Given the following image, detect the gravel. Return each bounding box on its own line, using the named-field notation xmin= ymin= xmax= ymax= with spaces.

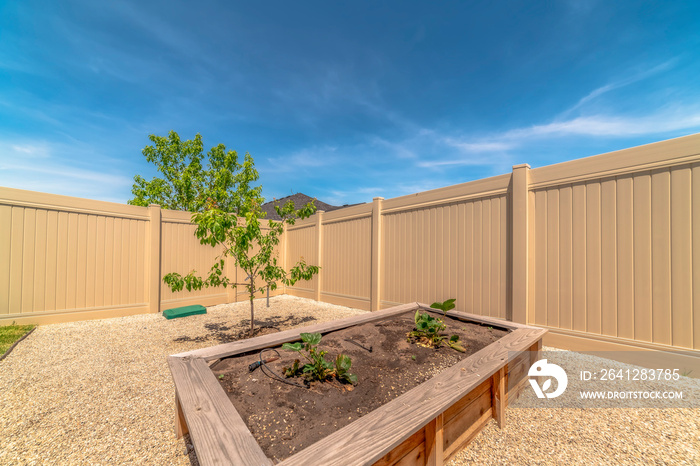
xmin=1 ymin=296 xmax=697 ymax=465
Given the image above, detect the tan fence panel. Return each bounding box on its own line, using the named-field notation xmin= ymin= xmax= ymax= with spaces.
xmin=160 ymin=210 xmax=230 ymax=309
xmin=381 ymin=195 xmax=509 ymax=319
xmin=0 ymin=188 xmax=150 ymax=325
xmin=285 ymin=221 xmax=318 ymax=300
xmin=320 ymin=216 xmax=372 ymax=310
xmin=528 ymin=134 xmax=700 ymax=351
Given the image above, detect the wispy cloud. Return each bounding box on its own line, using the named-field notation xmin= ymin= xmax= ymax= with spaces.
xmin=562 ymin=58 xmax=680 ymax=117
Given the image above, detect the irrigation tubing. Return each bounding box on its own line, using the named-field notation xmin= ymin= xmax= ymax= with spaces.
xmin=258 ymin=348 xmax=308 ymax=389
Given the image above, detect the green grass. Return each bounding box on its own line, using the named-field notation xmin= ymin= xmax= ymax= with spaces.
xmin=0 ymin=324 xmax=36 ymax=355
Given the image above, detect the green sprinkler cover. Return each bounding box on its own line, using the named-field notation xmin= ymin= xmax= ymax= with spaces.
xmin=162 ymin=304 xmax=207 ymax=320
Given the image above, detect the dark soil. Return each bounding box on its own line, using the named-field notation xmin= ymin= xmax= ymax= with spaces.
xmin=212 ymin=313 xmax=508 ymax=462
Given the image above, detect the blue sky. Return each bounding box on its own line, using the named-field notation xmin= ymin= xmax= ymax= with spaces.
xmin=1 ymin=1 xmax=699 ymax=206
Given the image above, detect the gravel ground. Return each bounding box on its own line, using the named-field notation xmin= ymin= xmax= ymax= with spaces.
xmin=1 ymin=296 xmax=698 ymax=465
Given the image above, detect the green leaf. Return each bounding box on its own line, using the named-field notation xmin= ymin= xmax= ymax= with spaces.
xmin=282 ymin=342 xmax=302 ymax=352
xmin=301 ymin=332 xmax=322 ymax=346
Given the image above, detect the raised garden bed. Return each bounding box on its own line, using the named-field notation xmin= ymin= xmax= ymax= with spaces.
xmin=168 ymin=303 xmax=546 ymax=465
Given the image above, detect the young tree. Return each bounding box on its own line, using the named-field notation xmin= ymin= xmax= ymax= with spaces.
xmin=133 ymin=131 xmax=320 ymax=335
xmin=128 ymin=130 xmax=260 ymax=214
xmin=163 ymin=197 xmax=319 ymax=336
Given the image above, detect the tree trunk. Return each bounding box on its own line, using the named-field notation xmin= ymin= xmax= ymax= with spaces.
xmin=249 ymin=295 xmax=254 ymax=336
xmin=266 ymin=285 xmax=270 ymax=307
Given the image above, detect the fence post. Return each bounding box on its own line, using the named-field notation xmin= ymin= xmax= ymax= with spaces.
xmin=315 ymin=211 xmax=324 ymax=302
xmin=511 ymin=164 xmax=530 ymax=324
xmin=148 ymin=204 xmax=162 ymax=313
xmin=371 ymin=197 xmax=384 ymax=311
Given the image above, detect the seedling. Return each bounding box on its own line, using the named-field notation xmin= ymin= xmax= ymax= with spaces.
xmin=218 ymin=374 xmax=224 ymax=380
xmin=282 ymin=332 xmax=357 ymax=384
xmin=430 ymin=299 xmax=456 ymax=313
xmin=408 ymin=299 xmax=465 ymax=353
xmin=411 ymin=355 xmax=416 ymax=361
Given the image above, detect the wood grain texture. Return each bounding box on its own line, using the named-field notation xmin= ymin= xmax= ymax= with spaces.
xmin=424 ymin=414 xmax=444 ymax=466
xmin=168 ymin=356 xmax=271 ymax=465
xmin=491 ymin=367 xmax=505 ymax=429
xmin=373 ymin=429 xmax=425 ymax=466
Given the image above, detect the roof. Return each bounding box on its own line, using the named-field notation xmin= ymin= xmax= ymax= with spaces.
xmin=261 ymin=193 xmax=356 ymax=220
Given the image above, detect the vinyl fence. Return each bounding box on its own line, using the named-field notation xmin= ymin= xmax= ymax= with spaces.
xmin=283 ymin=133 xmax=700 ymax=364
xmin=1 ymin=133 xmax=699 ymax=368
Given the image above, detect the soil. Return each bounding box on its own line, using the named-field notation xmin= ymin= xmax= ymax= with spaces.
xmin=212 ymin=312 xmax=509 ymax=462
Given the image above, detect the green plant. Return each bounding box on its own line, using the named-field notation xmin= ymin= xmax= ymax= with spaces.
xmin=411 ymin=355 xmax=416 ymax=361
xmin=430 ymin=299 xmax=456 ymax=313
xmin=334 ymin=354 xmax=357 ymax=384
xmin=147 ymin=132 xmax=320 ymax=336
xmin=408 ymin=299 xmax=465 ymax=353
xmin=0 ymin=323 xmax=36 ymax=355
xmin=410 ymin=310 xmax=446 ymax=347
xmin=218 ymin=374 xmax=224 ymax=380
xmin=282 ymin=333 xmax=357 ymax=384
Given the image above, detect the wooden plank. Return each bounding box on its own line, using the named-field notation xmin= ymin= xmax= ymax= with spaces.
xmin=670 ymin=167 xmax=692 ymax=349
xmin=424 ymin=414 xmax=443 ymax=466
xmin=168 ymin=356 xmax=271 ymax=465
xmin=176 ymin=302 xmax=420 ymax=360
xmin=373 ymin=429 xmax=425 ymax=466
xmin=175 ymin=392 xmax=189 ymax=438
xmin=442 ymin=393 xmax=493 ymax=460
xmin=439 ymin=307 xmax=530 ymax=330
xmin=616 ymin=177 xmax=635 ymax=340
xmin=392 ymin=443 xmax=424 ymax=466
xmin=651 ymin=169 xmax=672 ymax=345
xmin=278 ymin=327 xmax=545 ymax=465
xmin=491 ymin=367 xmax=505 ymax=429
xmin=442 ymin=379 xmax=491 ymax=425
xmin=600 ymin=179 xmax=617 ymax=337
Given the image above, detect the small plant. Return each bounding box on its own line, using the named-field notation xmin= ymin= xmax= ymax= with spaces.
xmin=430 ymin=299 xmax=456 ymax=313
xmin=282 ymin=332 xmax=357 ymax=384
xmin=411 ymin=355 xmax=416 ymax=361
xmin=334 ymin=354 xmax=357 ymax=384
xmin=411 ymin=310 xmax=446 ymax=347
xmin=408 ymin=299 xmax=465 ymax=353
xmin=218 ymin=374 xmax=224 ymax=380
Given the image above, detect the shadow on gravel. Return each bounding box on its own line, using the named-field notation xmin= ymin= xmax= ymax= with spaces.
xmin=173 ymin=315 xmax=317 ymax=345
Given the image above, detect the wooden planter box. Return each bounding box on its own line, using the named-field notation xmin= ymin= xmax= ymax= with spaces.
xmin=168 ymin=302 xmax=546 ymax=465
